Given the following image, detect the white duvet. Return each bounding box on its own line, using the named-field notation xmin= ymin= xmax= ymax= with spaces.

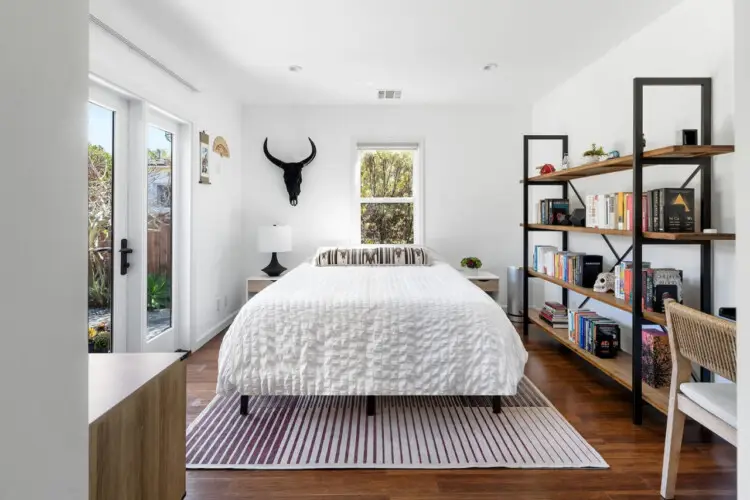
xmin=217 ymin=262 xmax=527 ymax=397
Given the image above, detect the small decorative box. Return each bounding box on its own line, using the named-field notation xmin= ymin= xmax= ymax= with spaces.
xmin=642 ymin=328 xmax=672 ymax=388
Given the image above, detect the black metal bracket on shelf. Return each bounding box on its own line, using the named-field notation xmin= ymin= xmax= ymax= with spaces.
xmin=631 ymin=76 xmax=714 ymax=425
xmin=523 ymin=134 xmax=569 ymax=336
xmin=567 ymin=181 xmax=585 ymax=206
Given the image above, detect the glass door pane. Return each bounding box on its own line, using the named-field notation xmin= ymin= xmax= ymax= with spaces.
xmin=87 ymin=102 xmax=114 ymax=353
xmin=146 ymin=125 xmax=173 ymax=339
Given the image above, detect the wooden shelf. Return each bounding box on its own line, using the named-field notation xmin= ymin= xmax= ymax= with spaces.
xmin=523 ymin=223 xmax=736 ymax=241
xmin=528 ymin=309 xmax=669 ymax=414
xmin=527 ymin=268 xmax=667 ymax=326
xmin=525 ymin=145 xmax=734 ymax=182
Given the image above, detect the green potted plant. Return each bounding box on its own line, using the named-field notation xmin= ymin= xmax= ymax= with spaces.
xmin=582 ymin=143 xmax=607 ymax=164
xmin=147 ymin=273 xmax=171 ymax=312
xmin=460 ymin=257 xmax=483 ymax=276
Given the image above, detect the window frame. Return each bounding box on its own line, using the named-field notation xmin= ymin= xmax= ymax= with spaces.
xmin=353 ymin=140 xmax=424 ymax=245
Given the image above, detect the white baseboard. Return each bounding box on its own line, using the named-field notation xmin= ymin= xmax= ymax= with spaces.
xmin=193 ymin=309 xmax=240 ymax=352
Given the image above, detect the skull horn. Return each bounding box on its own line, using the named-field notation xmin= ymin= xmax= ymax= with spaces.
xmin=301 ymin=138 xmax=317 ymax=166
xmin=263 ymin=138 xmax=284 ymax=168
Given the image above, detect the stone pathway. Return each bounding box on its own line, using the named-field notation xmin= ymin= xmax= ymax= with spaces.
xmin=88 ymin=307 xmax=172 ymax=340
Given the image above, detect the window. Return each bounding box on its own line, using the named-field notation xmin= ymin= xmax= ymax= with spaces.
xmin=356 ymin=144 xmax=421 ymax=244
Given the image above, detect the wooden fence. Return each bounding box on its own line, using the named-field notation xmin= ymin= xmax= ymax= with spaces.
xmin=147 ymin=224 xmax=172 ymax=275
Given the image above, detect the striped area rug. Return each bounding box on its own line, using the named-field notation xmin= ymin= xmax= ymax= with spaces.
xmin=186 ymin=377 xmax=607 ymax=470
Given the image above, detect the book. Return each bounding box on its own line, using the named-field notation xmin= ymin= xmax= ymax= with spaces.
xmin=654 ymin=189 xmax=661 ymax=231
xmin=585 ymin=195 xmax=595 ymax=228
xmin=594 ymin=322 xmax=620 ymax=358
xmin=646 ymin=191 xmax=652 ymax=231
xmin=658 ymin=188 xmax=666 ymax=231
xmin=549 ymin=199 xmax=570 ymax=225
xmin=581 ymin=255 xmax=603 ymax=288
xmin=661 ymin=188 xmax=695 ymax=232
xmin=653 ymin=269 xmax=683 ymax=312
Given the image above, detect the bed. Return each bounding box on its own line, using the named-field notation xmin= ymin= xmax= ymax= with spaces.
xmin=217 ymin=247 xmax=528 ymax=415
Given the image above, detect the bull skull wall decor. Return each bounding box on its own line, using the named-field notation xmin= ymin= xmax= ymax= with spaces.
xmin=263 ymin=137 xmax=317 ymax=206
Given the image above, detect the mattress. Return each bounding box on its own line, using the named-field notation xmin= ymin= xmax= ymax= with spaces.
xmin=217 ymin=262 xmax=527 ymax=396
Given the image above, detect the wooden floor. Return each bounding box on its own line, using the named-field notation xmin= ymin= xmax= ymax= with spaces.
xmin=185 ymin=327 xmax=737 ymax=499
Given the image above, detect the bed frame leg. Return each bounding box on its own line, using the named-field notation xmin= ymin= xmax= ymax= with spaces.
xmin=492 ymin=396 xmax=502 ymax=414
xmin=240 ymin=395 xmax=249 ymax=416
xmin=366 ymin=395 xmax=376 ymax=417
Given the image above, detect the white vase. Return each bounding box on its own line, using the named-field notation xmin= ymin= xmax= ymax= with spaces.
xmin=464 ymin=268 xmax=479 ymax=276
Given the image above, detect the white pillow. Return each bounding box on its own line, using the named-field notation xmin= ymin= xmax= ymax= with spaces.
xmin=313 ymin=245 xmax=432 ymax=266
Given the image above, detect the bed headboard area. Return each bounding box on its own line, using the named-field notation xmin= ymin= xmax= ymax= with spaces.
xmin=314 ymin=246 xmax=430 ymax=266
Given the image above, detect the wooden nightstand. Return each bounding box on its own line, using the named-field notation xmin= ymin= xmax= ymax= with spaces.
xmin=461 ymin=270 xmax=500 ymax=294
xmin=246 ymin=275 xmax=283 ymax=301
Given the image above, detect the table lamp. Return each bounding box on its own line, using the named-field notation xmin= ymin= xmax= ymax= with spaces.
xmin=258 ymin=225 xmax=292 ymax=277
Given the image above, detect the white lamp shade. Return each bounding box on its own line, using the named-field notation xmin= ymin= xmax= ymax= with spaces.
xmin=258 ymin=225 xmax=292 ymax=253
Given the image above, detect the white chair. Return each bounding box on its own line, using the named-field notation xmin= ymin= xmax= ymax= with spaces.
xmin=661 ymin=299 xmax=737 ymax=499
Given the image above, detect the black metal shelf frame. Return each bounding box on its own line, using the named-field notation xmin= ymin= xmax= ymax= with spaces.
xmin=521 ymin=77 xmax=716 ymax=425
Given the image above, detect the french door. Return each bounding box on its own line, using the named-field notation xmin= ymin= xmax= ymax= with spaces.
xmin=87 ymin=83 xmax=181 ymax=353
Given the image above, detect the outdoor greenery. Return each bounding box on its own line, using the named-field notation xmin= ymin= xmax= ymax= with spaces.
xmin=360 ymin=150 xmax=414 ymax=244
xmin=147 ymin=273 xmax=171 ymax=311
xmin=88 ymin=142 xmax=173 ymax=309
xmin=147 ymin=144 xmax=172 ymax=231
xmin=88 ymin=144 xmax=113 ymax=308
xmin=88 ymin=321 xmax=111 ymax=353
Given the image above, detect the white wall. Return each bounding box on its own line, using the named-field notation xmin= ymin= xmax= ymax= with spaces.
xmin=90 ymin=21 xmax=245 ymax=350
xmin=531 ymin=0 xmax=735 ymax=351
xmin=242 ymin=105 xmax=530 ymax=305
xmin=734 ymin=0 xmax=749 ymax=495
xmin=0 ymin=0 xmax=89 ymax=498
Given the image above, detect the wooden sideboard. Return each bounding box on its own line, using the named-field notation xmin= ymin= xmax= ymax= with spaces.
xmin=89 ymin=353 xmax=186 ymax=500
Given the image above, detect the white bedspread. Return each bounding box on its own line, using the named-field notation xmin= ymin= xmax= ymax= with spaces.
xmin=217 ymin=262 xmax=527 ymax=396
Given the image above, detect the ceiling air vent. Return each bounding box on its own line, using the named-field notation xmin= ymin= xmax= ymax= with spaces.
xmin=377 ymin=89 xmax=402 ymax=100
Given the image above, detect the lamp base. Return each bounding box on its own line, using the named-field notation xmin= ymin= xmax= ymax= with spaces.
xmin=262 ymin=252 xmax=287 ymax=277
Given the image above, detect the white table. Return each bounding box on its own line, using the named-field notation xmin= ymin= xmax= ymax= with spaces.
xmin=246 ymin=275 xmax=284 ymax=301
xmin=460 ymin=270 xmax=500 ymax=294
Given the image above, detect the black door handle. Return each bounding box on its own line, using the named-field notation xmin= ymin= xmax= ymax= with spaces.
xmin=119 ymin=238 xmax=133 ymax=275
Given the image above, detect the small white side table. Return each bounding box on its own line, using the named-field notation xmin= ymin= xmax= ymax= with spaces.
xmin=460 ymin=270 xmax=500 ymax=294
xmin=246 ymin=275 xmax=283 ymax=302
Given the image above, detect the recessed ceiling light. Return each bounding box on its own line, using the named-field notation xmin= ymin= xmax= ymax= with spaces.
xmin=289 ymin=65 xmax=303 ymax=73
xmin=483 ymin=63 xmax=498 ymax=72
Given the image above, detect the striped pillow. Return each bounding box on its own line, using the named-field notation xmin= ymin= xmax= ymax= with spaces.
xmin=315 ymin=246 xmax=430 ymax=266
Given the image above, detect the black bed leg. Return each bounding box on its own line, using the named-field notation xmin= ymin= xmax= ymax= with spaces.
xmin=240 ymin=395 xmax=249 ymax=416
xmin=492 ymin=396 xmax=502 ymax=414
xmin=366 ymin=395 xmax=376 ymax=417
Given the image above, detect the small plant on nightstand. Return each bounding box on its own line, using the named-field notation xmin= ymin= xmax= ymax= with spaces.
xmin=460 ymin=257 xmax=483 ymax=275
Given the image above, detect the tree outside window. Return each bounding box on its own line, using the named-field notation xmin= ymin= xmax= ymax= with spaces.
xmin=359 ymin=149 xmax=416 ymax=244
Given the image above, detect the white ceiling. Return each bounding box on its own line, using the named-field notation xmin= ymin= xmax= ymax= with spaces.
xmin=93 ymin=0 xmax=683 ymax=105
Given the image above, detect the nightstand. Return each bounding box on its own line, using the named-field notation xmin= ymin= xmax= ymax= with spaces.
xmin=461 ymin=270 xmax=500 ymax=294
xmin=246 ymin=275 xmax=283 ymax=302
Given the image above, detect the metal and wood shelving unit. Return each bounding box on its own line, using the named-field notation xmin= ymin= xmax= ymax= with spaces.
xmin=521 ymin=77 xmax=735 ymax=424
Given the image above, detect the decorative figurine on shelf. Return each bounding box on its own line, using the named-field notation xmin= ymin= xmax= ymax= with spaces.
xmin=561 ymin=153 xmax=571 ymax=170
xmin=460 ymin=256 xmax=483 ymax=276
xmin=536 ymin=163 xmax=556 ymax=175
xmin=593 ymin=272 xmax=616 ymax=293
xmin=582 ymin=144 xmax=607 ymax=164
xmin=642 ymin=133 xmax=647 ymax=149
xmin=607 ymin=150 xmax=620 ymax=159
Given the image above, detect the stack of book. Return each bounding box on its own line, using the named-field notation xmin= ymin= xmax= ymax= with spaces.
xmin=614 ymin=262 xmax=683 ymax=312
xmin=583 ymin=188 xmax=695 ymax=232
xmin=567 ymin=310 xmax=621 ymax=358
xmin=532 ymin=245 xmax=603 ymax=287
xmin=536 ymin=199 xmax=570 ymax=225
xmin=539 ymin=302 xmax=567 ymax=328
